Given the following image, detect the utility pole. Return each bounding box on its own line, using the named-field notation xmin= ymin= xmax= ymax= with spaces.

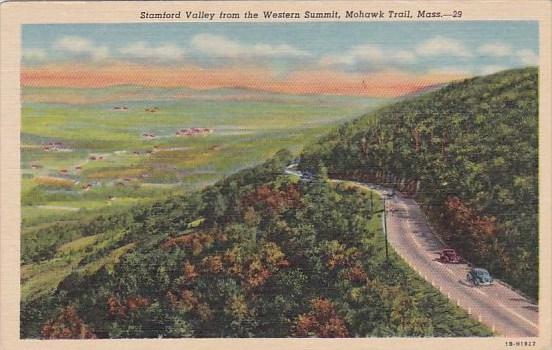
xmin=370 ymin=191 xmax=374 ymax=213
xmin=382 ymin=197 xmax=388 ymax=263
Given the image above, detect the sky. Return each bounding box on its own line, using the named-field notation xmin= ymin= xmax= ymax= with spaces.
xmin=21 ymin=22 xmax=539 ymax=97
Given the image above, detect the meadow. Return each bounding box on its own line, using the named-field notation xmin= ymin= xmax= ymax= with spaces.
xmin=21 ymin=86 xmax=389 ymax=228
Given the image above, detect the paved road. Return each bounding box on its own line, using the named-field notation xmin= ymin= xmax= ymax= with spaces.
xmin=285 ymin=167 xmax=538 ymax=337
xmin=352 ymin=181 xmax=539 ymax=337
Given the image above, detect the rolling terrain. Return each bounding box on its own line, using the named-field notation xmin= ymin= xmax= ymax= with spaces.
xmin=21 ymin=151 xmax=491 ymax=338
xmin=21 ymin=87 xmax=387 ymax=224
xmin=20 ymin=87 xmax=390 ymax=311
xmin=20 ymin=87 xmax=389 ymax=309
xmin=20 ymin=68 xmax=538 ymax=338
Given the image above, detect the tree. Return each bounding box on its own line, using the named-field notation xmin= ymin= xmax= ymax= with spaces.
xmin=41 ymin=305 xmax=96 ymax=339
xmin=293 ymin=298 xmax=349 ymax=337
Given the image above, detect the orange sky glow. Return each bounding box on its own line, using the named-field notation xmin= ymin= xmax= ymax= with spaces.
xmin=21 ymin=63 xmax=468 ymax=98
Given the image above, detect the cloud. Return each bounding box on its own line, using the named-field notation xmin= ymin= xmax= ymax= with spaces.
xmin=477 ymin=43 xmax=512 ymax=57
xmin=427 ymin=66 xmax=473 ymax=77
xmin=119 ymin=42 xmax=185 ymax=61
xmin=416 ymin=36 xmax=472 ymax=57
xmin=478 ymin=65 xmax=508 ymax=75
xmin=517 ymin=49 xmax=538 ymax=65
xmin=319 ymin=44 xmax=383 ymax=66
xmin=54 ymin=35 xmax=108 ymax=60
xmin=477 ymin=43 xmax=537 ymax=66
xmin=319 ymin=44 xmax=416 ymax=67
xmin=394 ymin=50 xmax=417 ymax=63
xmin=191 ymin=34 xmax=242 ymax=57
xmin=190 ymin=33 xmax=310 ymax=59
xmin=23 ymin=48 xmax=48 ymax=62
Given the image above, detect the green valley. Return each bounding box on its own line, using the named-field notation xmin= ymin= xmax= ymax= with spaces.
xmin=20 ymin=68 xmax=538 ymax=338
xmin=21 ymin=87 xmax=388 ymax=227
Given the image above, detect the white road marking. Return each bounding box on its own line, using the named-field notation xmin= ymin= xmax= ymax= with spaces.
xmin=472 ymin=287 xmax=488 ymax=297
xmin=497 ymin=302 xmax=539 ymax=330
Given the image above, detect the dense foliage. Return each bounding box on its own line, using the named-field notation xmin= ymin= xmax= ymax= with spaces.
xmin=21 ymin=150 xmax=490 ymax=338
xmin=300 ymin=68 xmax=538 ymax=298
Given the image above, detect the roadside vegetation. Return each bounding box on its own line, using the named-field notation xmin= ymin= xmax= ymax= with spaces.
xmin=300 ymin=68 xmax=538 ymax=299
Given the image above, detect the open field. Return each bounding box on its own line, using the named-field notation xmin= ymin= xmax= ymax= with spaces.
xmin=22 ymin=86 xmax=390 ymax=227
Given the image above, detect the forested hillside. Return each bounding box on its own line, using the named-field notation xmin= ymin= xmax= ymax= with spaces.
xmin=300 ymin=68 xmax=538 ymax=298
xmin=21 ymin=151 xmax=490 ymax=338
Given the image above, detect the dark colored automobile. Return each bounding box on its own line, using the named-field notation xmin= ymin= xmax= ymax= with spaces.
xmin=300 ymin=171 xmax=314 ymax=182
xmin=438 ymin=248 xmax=463 ymax=264
xmin=466 ymin=268 xmax=494 ymax=286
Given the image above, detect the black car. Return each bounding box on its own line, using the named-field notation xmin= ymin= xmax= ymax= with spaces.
xmin=300 ymin=171 xmax=314 ymax=182
xmin=466 ymin=268 xmax=494 ymax=286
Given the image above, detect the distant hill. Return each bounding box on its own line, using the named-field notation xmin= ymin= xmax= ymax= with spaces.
xmin=300 ymin=67 xmax=538 ymax=298
xmin=22 ymin=85 xmax=391 ymax=107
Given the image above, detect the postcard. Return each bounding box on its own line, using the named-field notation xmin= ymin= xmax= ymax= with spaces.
xmin=0 ymin=1 xmax=551 ymax=349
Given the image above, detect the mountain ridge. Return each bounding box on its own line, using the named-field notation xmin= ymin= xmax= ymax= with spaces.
xmin=299 ymin=67 xmax=539 ymax=299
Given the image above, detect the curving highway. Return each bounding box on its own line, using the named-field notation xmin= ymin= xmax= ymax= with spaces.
xmin=349 ymin=181 xmax=539 ymax=337
xmin=285 ymin=166 xmax=539 ymax=337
